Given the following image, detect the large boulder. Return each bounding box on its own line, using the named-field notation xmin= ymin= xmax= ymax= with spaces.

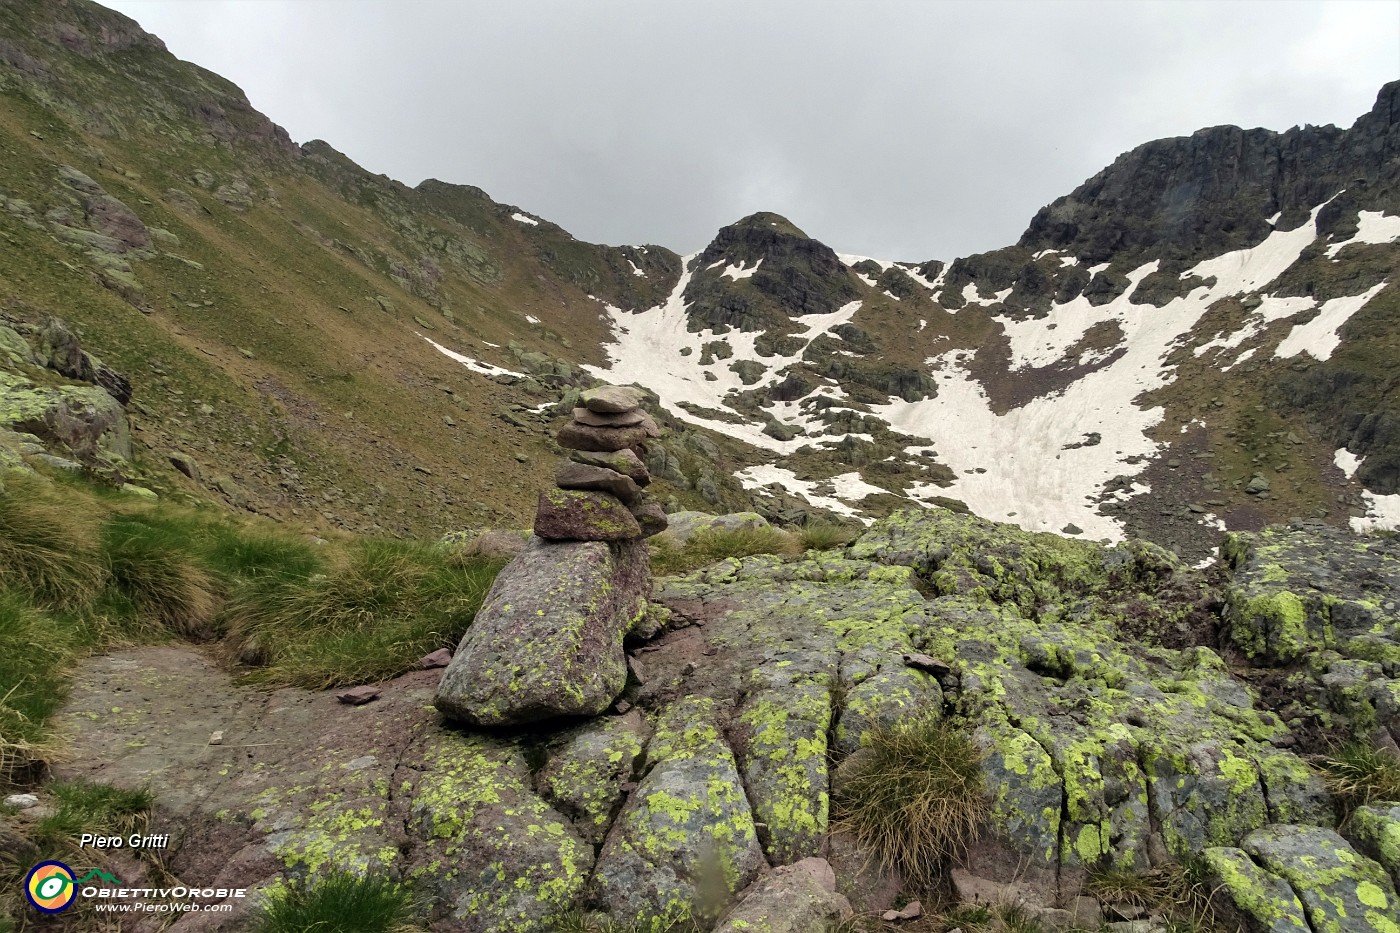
xmin=661 ymin=510 xmax=771 ymax=546
xmin=1 ymin=370 xmax=131 ymax=461
xmin=435 ymin=537 xmax=650 ymax=726
xmin=1242 ymin=824 xmax=1399 ymax=933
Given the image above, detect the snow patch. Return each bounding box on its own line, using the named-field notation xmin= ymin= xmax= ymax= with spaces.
xmin=510 ymin=212 xmax=539 ymax=226
xmin=419 ymin=334 xmax=526 ymax=378
xmin=1324 ymin=210 xmax=1400 ymax=257
xmin=721 ymin=259 xmax=763 ymax=280
xmin=1334 ymin=447 xmax=1362 ymax=479
xmin=1351 ymin=491 xmax=1400 ymax=534
xmin=735 ymin=464 xmax=882 ymax=522
xmin=525 ymin=314 xmax=540 ymax=325
xmin=1274 ymin=283 xmax=1386 ymax=361
xmin=628 ymin=259 xmax=646 ymax=277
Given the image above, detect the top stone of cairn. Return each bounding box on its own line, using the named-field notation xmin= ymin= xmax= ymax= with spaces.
xmin=580 ymin=385 xmax=646 ymax=414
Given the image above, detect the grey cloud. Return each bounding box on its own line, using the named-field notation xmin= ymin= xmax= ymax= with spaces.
xmin=106 ymin=0 xmax=1400 ymax=261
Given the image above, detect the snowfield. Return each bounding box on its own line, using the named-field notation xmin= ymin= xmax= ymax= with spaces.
xmin=584 ymin=202 xmax=1393 ymax=538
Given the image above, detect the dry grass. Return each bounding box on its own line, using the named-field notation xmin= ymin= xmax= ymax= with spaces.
xmin=797 ymin=522 xmax=859 ymax=551
xmin=649 ymin=525 xmax=799 ymax=576
xmin=1317 ymin=743 xmax=1400 ymax=815
xmin=831 ymin=714 xmax=986 ymax=886
xmin=0 ymin=473 xmax=106 ymax=610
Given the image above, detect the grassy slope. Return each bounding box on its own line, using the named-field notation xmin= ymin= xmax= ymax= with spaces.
xmin=0 ymin=0 xmax=694 ymax=540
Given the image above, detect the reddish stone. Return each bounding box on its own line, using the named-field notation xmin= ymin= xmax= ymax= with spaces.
xmin=534 ymin=488 xmax=642 ymax=541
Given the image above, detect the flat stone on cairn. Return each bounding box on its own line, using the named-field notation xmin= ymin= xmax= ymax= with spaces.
xmin=434 ymin=383 xmax=668 ymax=725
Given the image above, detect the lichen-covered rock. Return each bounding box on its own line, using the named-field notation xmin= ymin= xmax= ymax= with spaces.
xmin=1 ymin=370 xmax=131 ymax=461
xmin=592 ymin=698 xmax=767 ymax=928
xmin=435 ymin=537 xmax=649 ymax=725
xmin=533 ymin=487 xmax=642 ymax=541
xmin=568 ymin=447 xmax=651 ymax=485
xmin=1242 ymin=824 xmax=1399 ymax=933
xmin=661 ymin=510 xmax=771 ymax=546
xmin=1349 ymin=803 xmax=1400 ymax=891
xmin=538 ymin=712 xmax=649 ymax=846
xmin=405 ymin=732 xmax=591 ymax=933
xmin=1223 ymin=523 xmax=1400 ymax=666
xmin=850 ymin=510 xmax=1324 ymax=874
xmin=1201 ymin=846 xmax=1311 ymax=933
xmin=712 ymin=858 xmax=853 ymax=933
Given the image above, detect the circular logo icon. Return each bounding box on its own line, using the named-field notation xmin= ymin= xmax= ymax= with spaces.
xmin=25 ymin=861 xmax=76 ymax=913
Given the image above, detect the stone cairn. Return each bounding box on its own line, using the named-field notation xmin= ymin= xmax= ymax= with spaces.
xmin=433 ymin=384 xmax=665 ymax=726
xmin=536 ymin=384 xmax=669 ymax=541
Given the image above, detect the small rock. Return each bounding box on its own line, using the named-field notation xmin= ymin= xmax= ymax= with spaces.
xmin=882 ymin=900 xmax=923 ymax=921
xmin=418 ymin=648 xmax=453 ymax=670
xmin=902 ymin=652 xmax=952 ymax=675
xmin=4 ymin=793 xmax=39 ymax=810
xmin=1061 ymin=523 xmax=1083 ymax=535
xmin=336 ymin=685 xmax=380 ymax=705
xmin=208 ymin=731 xmax=223 ymax=746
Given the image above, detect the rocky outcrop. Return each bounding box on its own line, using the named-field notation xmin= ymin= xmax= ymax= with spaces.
xmin=682 ymin=212 xmax=862 ymax=333
xmin=1020 ymin=81 xmax=1400 ymax=266
xmin=44 ymin=508 xmax=1400 ymax=931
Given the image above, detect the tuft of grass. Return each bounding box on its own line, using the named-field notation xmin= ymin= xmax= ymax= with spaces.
xmin=831 ymin=714 xmax=985 ymax=885
xmin=101 ymin=513 xmax=218 ymax=638
xmin=30 ymin=779 xmax=152 ymax=854
xmin=649 ymin=525 xmax=798 ymax=576
xmin=250 ymin=871 xmax=419 ymax=933
xmin=0 ymin=473 xmax=107 ymax=609
xmin=1317 ymin=743 xmax=1400 ymax=815
xmin=1086 ymin=862 xmax=1230 ymax=933
xmin=0 ymin=593 xmax=77 ymax=783
xmin=797 ymin=522 xmax=858 ymax=551
xmin=228 ymin=540 xmax=504 ymax=688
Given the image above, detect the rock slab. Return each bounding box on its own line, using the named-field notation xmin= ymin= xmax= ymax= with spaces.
xmin=435 ymin=537 xmax=649 ymax=726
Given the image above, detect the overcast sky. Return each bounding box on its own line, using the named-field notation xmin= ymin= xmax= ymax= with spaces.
xmin=103 ymin=0 xmax=1399 ymax=262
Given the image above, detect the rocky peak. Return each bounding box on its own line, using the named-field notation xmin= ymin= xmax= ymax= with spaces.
xmin=1019 ymin=80 xmax=1400 ymax=266
xmin=682 ymin=212 xmax=862 ymax=332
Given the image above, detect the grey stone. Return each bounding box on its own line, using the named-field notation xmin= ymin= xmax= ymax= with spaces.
xmin=568 ymin=447 xmax=651 ymax=485
xmin=435 ymin=537 xmax=649 ymax=725
xmin=555 ymin=461 xmax=641 ymax=505
xmin=715 ymin=858 xmax=853 ymax=933
xmin=629 ymin=498 xmax=669 ymax=537
xmin=580 ymin=384 xmax=646 ymax=414
xmin=572 ymin=406 xmax=645 ymax=428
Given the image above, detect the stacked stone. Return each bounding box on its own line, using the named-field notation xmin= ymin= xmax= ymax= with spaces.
xmin=534 ymin=384 xmax=669 ymax=541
